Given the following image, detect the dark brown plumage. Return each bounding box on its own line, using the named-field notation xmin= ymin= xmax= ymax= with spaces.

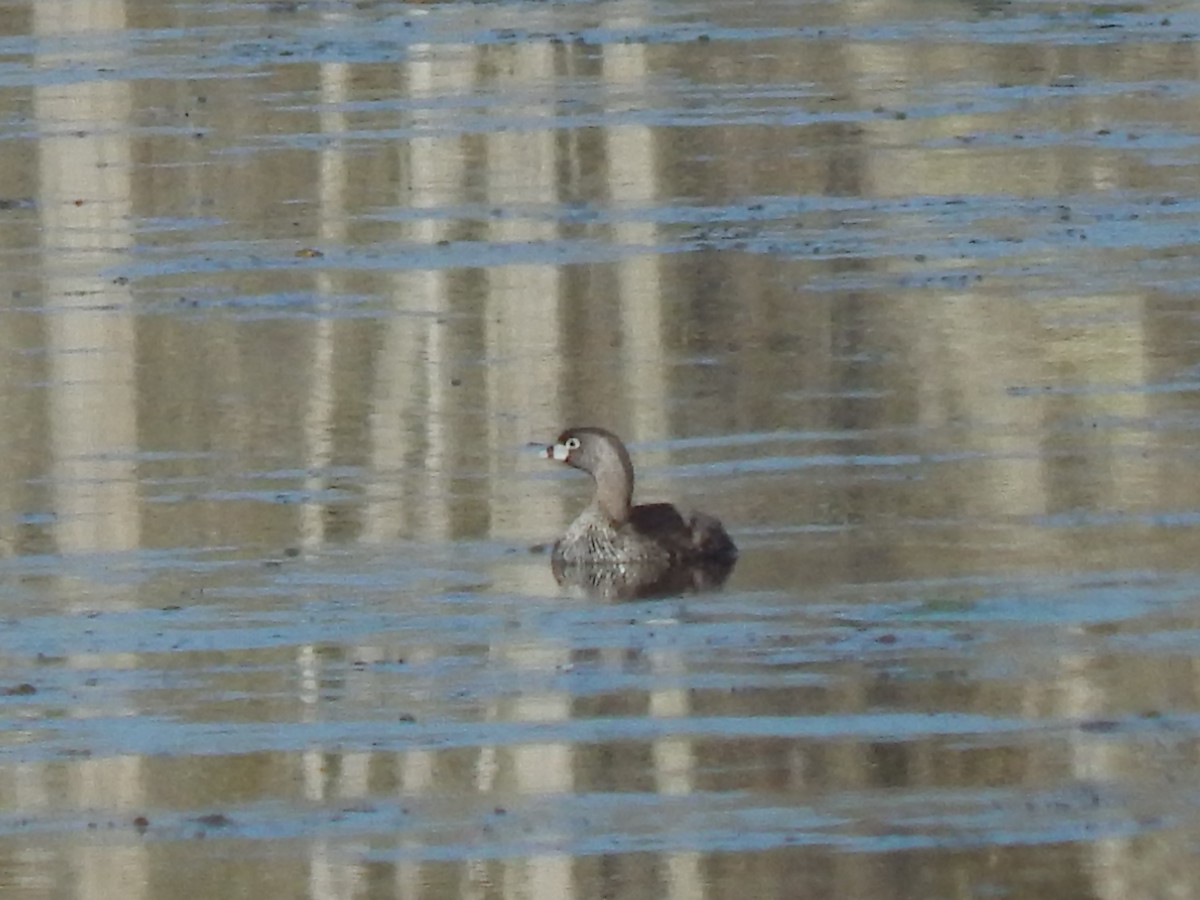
xmin=543 ymin=427 xmax=737 ymax=566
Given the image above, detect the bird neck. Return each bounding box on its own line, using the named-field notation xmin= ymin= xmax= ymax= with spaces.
xmin=591 ymin=454 xmax=633 ymax=525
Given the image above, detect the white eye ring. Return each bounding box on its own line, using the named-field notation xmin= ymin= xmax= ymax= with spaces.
xmin=565 ymin=437 xmax=581 ymax=450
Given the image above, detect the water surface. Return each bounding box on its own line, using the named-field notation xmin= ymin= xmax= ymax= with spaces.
xmin=3 ymin=0 xmax=1200 ymax=897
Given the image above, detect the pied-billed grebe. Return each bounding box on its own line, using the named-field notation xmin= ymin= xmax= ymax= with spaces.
xmin=543 ymin=427 xmax=737 ymax=566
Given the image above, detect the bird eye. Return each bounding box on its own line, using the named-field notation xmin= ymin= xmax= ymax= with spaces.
xmin=565 ymin=437 xmax=581 ymax=450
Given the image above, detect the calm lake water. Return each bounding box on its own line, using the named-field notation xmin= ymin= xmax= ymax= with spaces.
xmin=3 ymin=0 xmax=1200 ymax=896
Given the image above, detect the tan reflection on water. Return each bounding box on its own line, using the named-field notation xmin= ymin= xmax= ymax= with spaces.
xmin=27 ymin=2 xmax=149 ymax=896
xmin=3 ymin=0 xmax=1200 ymax=897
